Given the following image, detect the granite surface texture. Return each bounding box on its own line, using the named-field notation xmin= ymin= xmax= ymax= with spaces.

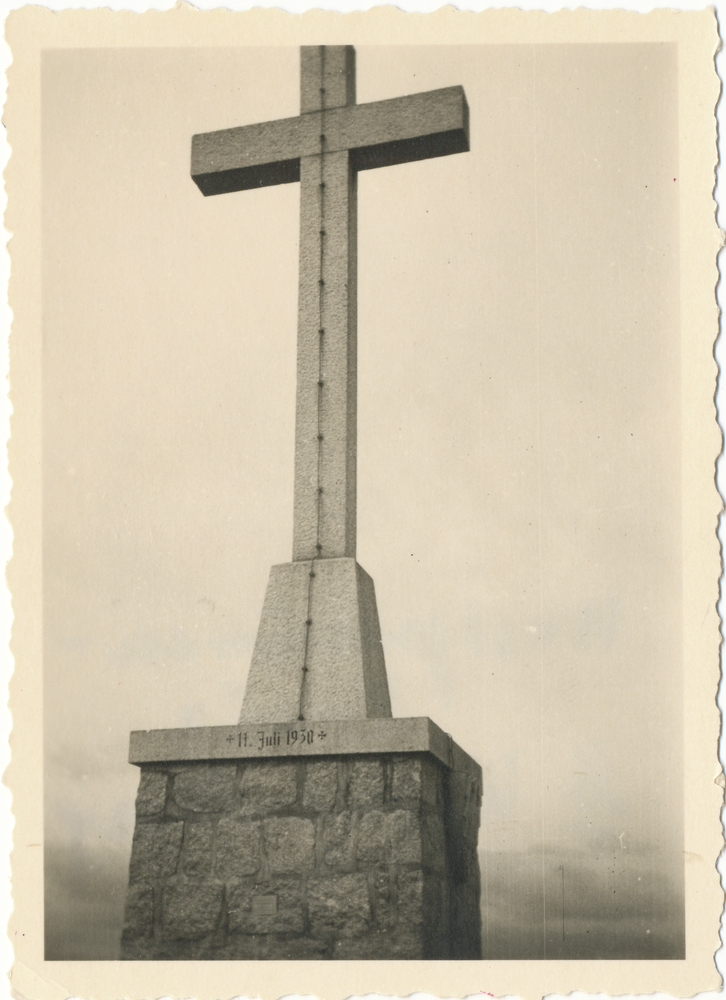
xmin=121 ymin=752 xmax=482 ymax=960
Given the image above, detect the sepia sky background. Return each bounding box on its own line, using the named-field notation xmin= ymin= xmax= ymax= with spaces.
xmin=42 ymin=44 xmax=683 ymax=959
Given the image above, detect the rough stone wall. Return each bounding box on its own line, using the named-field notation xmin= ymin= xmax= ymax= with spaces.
xmin=121 ymin=753 xmax=481 ymax=960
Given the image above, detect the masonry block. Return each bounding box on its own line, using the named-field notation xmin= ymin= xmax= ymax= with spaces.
xmin=173 ymin=763 xmax=238 ymax=813
xmin=348 ymin=759 xmax=384 ymax=806
xmin=308 ymin=872 xmax=370 ymax=938
xmin=392 ymin=755 xmax=442 ymax=810
xmin=162 ymin=879 xmax=224 ymax=940
xmin=264 ymin=816 xmax=316 ymax=874
xmin=121 ymin=737 xmax=482 ymax=960
xmin=397 ymin=868 xmax=423 ymax=921
xmin=323 ymin=810 xmax=355 ymax=868
xmin=122 ymin=883 xmax=154 ymax=940
xmin=302 ymin=760 xmax=338 ymax=811
xmin=215 ymin=817 xmax=261 ymax=878
xmin=357 ymin=810 xmax=386 ymax=864
xmin=421 ymin=809 xmax=447 ymax=875
xmin=135 ymin=770 xmax=168 ymax=818
xmin=129 ymin=822 xmax=183 ymax=881
xmin=181 ymin=822 xmax=214 ymax=878
xmin=389 ymin=809 xmax=422 ymax=864
xmin=240 ymin=760 xmax=298 ymax=814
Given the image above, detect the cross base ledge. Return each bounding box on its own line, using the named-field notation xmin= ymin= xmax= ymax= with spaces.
xmin=128 ymin=716 xmax=480 ymax=778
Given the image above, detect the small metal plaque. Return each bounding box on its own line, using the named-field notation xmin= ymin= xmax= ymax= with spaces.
xmin=251 ymin=895 xmax=277 ymax=917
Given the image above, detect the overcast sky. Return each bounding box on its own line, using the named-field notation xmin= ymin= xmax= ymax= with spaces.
xmin=42 ymin=43 xmax=683 ymax=959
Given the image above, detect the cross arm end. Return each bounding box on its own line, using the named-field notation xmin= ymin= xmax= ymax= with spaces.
xmin=349 ymin=84 xmax=470 ymax=174
xmin=190 ymin=120 xmax=303 ymax=196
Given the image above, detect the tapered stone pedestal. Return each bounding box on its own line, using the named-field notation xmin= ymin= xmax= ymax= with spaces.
xmin=121 ymin=719 xmax=482 ymax=960
xmin=241 ymin=559 xmax=391 ymax=722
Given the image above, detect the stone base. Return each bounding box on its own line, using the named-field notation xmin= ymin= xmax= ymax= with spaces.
xmin=121 ymin=724 xmax=482 ymax=960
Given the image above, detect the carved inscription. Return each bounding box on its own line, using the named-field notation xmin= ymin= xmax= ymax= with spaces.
xmin=224 ymin=726 xmax=328 ymax=752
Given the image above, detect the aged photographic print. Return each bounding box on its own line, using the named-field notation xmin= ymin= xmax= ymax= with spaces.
xmin=41 ymin=37 xmax=687 ymax=962
xmin=6 ymin=8 xmax=722 ymax=999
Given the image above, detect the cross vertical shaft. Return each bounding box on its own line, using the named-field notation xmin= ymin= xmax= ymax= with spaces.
xmin=293 ymin=46 xmax=358 ymax=561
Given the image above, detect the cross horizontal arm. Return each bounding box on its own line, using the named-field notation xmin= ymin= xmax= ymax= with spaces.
xmin=345 ymin=85 xmax=469 ymax=173
xmin=191 ymin=86 xmax=469 ymax=197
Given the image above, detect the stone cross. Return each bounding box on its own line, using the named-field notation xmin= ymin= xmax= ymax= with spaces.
xmin=192 ymin=47 xmax=469 ymax=722
xmin=192 ymin=46 xmax=469 ymax=563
